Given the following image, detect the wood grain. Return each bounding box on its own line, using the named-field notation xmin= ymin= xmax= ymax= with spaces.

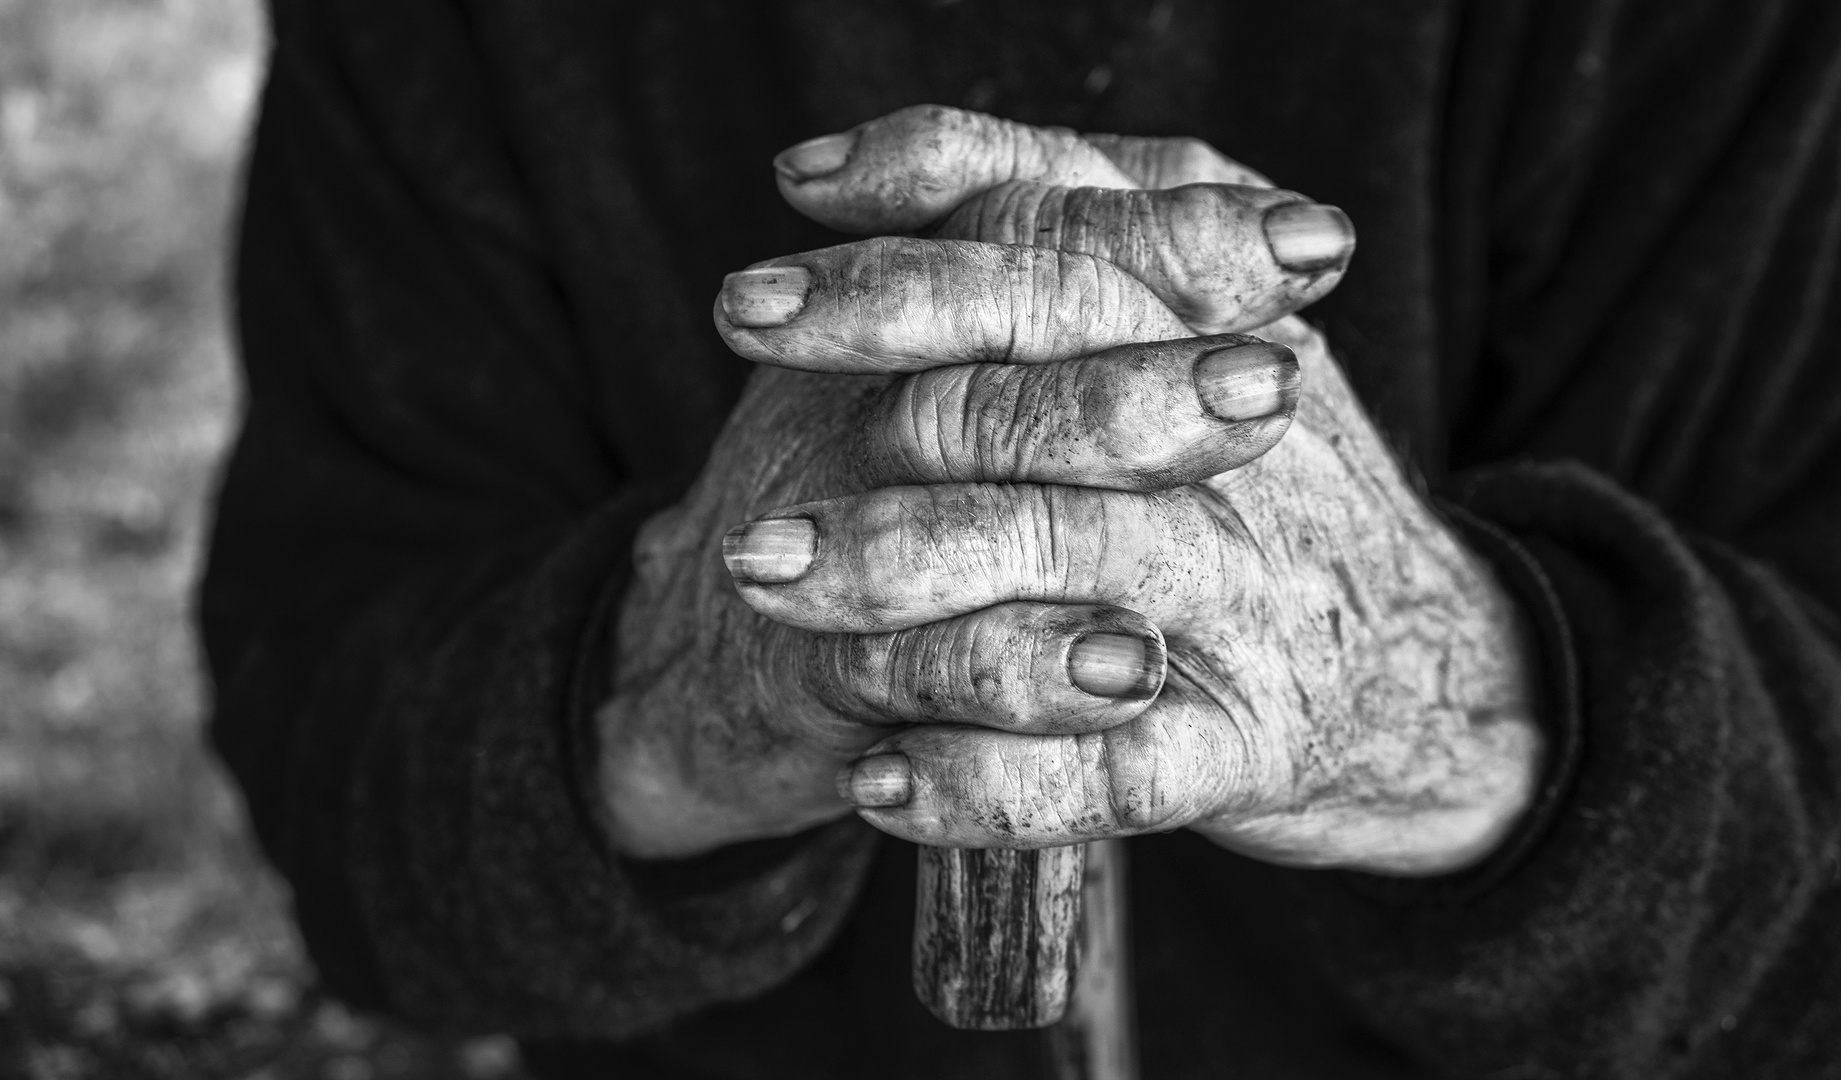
xmin=912 ymin=844 xmax=1085 ymax=1030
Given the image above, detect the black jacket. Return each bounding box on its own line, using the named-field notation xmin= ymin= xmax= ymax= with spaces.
xmin=203 ymin=1 xmax=1841 ymax=1076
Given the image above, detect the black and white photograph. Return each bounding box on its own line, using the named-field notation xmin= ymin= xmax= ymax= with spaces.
xmin=3 ymin=2 xmax=1839 ymax=1077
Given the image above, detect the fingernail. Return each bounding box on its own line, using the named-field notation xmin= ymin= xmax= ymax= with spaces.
xmin=774 ymin=132 xmax=856 ymax=182
xmin=1068 ymin=633 xmax=1165 ymax=700
xmin=722 ymin=517 xmax=816 ymax=584
xmin=1195 ymin=341 xmax=1301 ymax=422
xmin=839 ymin=754 xmax=912 ymax=809
xmin=1263 ymin=202 xmax=1355 ymax=273
xmin=721 ymin=266 xmax=811 ymax=329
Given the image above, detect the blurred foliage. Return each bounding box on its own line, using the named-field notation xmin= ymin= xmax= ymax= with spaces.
xmin=0 ymin=1 xmax=525 ymax=1076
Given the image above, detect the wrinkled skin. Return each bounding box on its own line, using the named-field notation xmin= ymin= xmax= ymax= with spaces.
xmin=599 ymin=105 xmax=1542 ymax=876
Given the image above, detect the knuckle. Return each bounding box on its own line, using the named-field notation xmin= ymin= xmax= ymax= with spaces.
xmin=915 ymin=107 xmax=1002 ymax=196
xmin=1153 ymin=137 xmax=1221 ymax=187
xmin=880 ymin=104 xmax=973 ymax=169
xmin=996 ymin=118 xmax=1035 ymax=183
xmin=958 ymin=739 xmax=1028 ymax=836
xmin=1056 ymin=487 xmax=1140 ymax=593
xmin=1045 ymin=743 xmax=1111 ymax=835
xmin=1148 ymin=185 xmax=1289 ymax=331
xmin=855 ymin=484 xmax=1111 ymax=610
xmin=879 ymin=627 xmax=943 ymax=715
xmin=1078 ymin=373 xmax=1194 ymax=486
xmin=891 ymin=102 xmax=961 ymax=133
xmin=959 ymin=738 xmax=1086 ymax=840
xmin=1101 ymin=729 xmax=1186 ymax=832
xmin=1009 ymin=486 xmax=1077 ymax=593
xmin=851 ymin=237 xmax=957 ymax=357
xmin=859 ymin=237 xmax=1022 ymax=360
xmin=1014 ymin=182 xmax=1067 ymax=246
xmin=821 ymin=616 xmax=1006 ymax=722
xmin=1024 ymin=122 xmax=1094 ymax=179
xmin=853 ymin=234 xmax=923 ymax=301
xmin=816 ymin=632 xmax=895 ymax=715
xmin=1161 ymin=137 xmax=1267 ymax=187
xmin=1042 ymin=252 xmax=1115 ymax=347
xmin=968 ymin=365 xmax=1051 ymax=475
xmin=1060 ymin=358 xmax=1166 ymax=481
xmin=1057 ymin=186 xmax=1147 ymax=257
xmin=1155 ymin=184 xmax=1237 ymax=283
xmin=886 ymin=608 xmax=1050 ymax=724
xmin=857 ymin=489 xmax=920 ymax=568
xmin=874 ymin=486 xmax=995 ymax=580
xmin=1060 ymin=734 xmax=1121 ymax=835
xmin=879 ymin=373 xmax=958 ymax=480
xmin=957 ymin=610 xmax=1025 ymax=715
xmin=1165 ymin=136 xmax=1217 ymax=165
xmin=881 ymin=364 xmax=1046 ymax=483
xmin=1045 ymin=253 xmax=1189 ymax=357
xmin=910 ymin=612 xmax=1015 ymax=717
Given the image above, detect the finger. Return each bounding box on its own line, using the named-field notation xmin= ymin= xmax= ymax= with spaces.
xmin=773 ymin=104 xmax=1137 ymax=233
xmin=936 ymin=182 xmax=1355 ymax=336
xmin=836 ymin=678 xmax=1254 ymax=847
xmin=721 ymin=484 xmax=1246 ymax=635
xmin=1079 ymin=133 xmax=1273 ymax=190
xmin=715 ymin=236 xmax=1189 ymax=373
xmin=844 ymin=336 xmax=1300 ymax=491
xmin=805 ymin=602 xmax=1166 ymax=736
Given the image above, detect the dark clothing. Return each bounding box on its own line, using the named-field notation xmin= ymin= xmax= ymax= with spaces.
xmin=203 ymin=1 xmax=1841 ymax=1076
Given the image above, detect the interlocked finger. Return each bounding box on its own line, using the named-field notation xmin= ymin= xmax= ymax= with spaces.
xmin=761 ymin=104 xmax=1353 ymax=340
xmin=774 ymin=104 xmax=1275 ymax=234
xmin=844 ymin=335 xmax=1300 ymax=491
xmin=837 ymin=676 xmax=1262 ymax=848
xmin=715 ymin=236 xmax=1189 ymax=373
xmin=803 ymin=601 xmax=1166 ymax=736
xmin=774 ymin=104 xmax=1138 ymax=233
xmin=936 ymin=181 xmax=1353 ymax=335
xmin=721 ymin=482 xmax=1254 ymax=635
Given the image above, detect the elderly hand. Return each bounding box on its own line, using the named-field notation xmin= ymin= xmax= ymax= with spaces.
xmin=603 ymin=107 xmax=1542 ymax=876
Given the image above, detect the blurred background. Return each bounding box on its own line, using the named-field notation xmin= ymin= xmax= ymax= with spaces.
xmin=0 ymin=1 xmax=525 ymax=1076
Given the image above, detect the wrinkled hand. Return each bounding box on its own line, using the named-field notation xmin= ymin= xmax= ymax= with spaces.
xmin=602 ymin=107 xmax=1542 ymax=876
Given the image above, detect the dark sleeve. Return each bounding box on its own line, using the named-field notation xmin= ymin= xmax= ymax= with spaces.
xmin=1297 ymin=0 xmax=1841 ymax=1074
xmin=200 ymin=0 xmax=875 ymax=1038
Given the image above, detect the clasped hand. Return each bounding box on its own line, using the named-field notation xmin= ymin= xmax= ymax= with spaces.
xmin=599 ymin=107 xmax=1542 ymax=876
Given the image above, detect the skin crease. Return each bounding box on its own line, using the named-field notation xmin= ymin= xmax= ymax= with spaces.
xmin=599 ymin=105 xmax=1544 ymax=876
xmin=939 ymin=181 xmax=1331 ymax=334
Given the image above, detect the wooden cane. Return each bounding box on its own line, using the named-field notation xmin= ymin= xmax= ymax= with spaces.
xmin=913 ymin=844 xmax=1084 ymax=1030
xmin=914 ymin=839 xmax=1138 ymax=1079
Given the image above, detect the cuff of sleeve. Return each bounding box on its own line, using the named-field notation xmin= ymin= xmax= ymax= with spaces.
xmin=556 ymin=500 xmax=880 ymax=922
xmin=1333 ymin=487 xmax=1585 ymax=906
xmin=345 ymin=487 xmax=877 ymax=1037
xmin=556 ymin=491 xmax=882 ymax=945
